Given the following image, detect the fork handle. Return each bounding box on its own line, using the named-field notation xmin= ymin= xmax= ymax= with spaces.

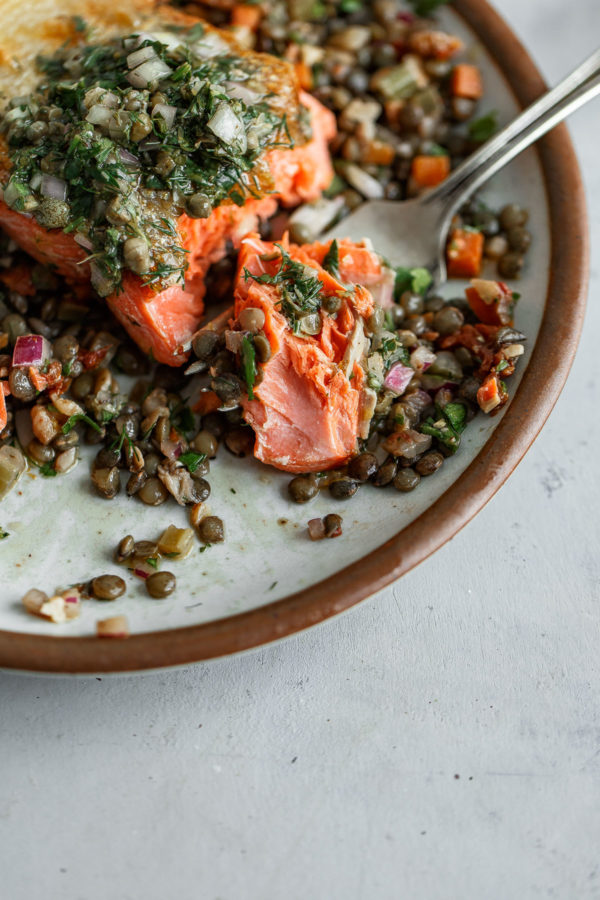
xmin=426 ymin=47 xmax=600 ymax=217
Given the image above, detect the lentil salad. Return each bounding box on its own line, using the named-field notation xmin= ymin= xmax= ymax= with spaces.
xmin=0 ymin=0 xmax=532 ymax=631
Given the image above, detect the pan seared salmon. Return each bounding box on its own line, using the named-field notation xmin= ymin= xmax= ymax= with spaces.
xmin=0 ymin=3 xmax=335 ymax=364
xmin=232 ymin=234 xmax=380 ymax=472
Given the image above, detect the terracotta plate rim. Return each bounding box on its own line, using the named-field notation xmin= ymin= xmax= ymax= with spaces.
xmin=0 ymin=0 xmax=589 ymax=673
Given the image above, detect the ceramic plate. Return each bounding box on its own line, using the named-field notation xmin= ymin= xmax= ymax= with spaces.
xmin=0 ymin=0 xmax=588 ymax=672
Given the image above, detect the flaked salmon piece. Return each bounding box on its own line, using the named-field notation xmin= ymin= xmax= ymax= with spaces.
xmin=301 ymin=238 xmax=396 ymax=308
xmin=233 ymin=235 xmax=376 ymax=473
xmin=0 ymin=5 xmax=336 ymax=365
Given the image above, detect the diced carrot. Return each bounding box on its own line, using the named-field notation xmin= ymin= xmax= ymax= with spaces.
xmin=0 ymin=332 xmax=8 ymax=350
xmin=360 ymin=140 xmax=395 ymax=166
xmin=408 ymin=30 xmax=463 ymax=60
xmin=0 ymin=384 xmax=8 ymax=432
xmin=192 ymin=390 xmax=221 ymax=415
xmin=28 ymin=367 xmax=48 ymax=392
xmin=451 ymin=64 xmax=483 ymax=99
xmin=446 ymin=228 xmax=484 ymax=278
xmin=294 ymin=61 xmax=313 ymax=91
xmin=466 ymin=283 xmax=513 ymax=326
xmin=231 ymin=4 xmax=262 ymax=30
xmin=477 ymin=374 xmax=503 ymax=414
xmin=411 ymin=154 xmax=450 ymax=188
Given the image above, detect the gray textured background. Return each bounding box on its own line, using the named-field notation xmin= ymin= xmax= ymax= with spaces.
xmin=2 ymin=1 xmax=599 ymax=897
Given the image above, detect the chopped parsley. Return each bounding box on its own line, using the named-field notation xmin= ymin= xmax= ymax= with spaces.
xmin=394 ymin=266 xmax=432 ymax=299
xmin=145 ymin=557 xmax=159 ymax=569
xmin=0 ymin=528 xmax=9 ymax=540
xmin=62 ymin=413 xmax=103 ymax=435
xmin=407 ymin=0 xmax=449 ymax=14
xmin=179 ymin=451 xmax=207 ymax=473
xmin=38 ymin=462 xmax=57 ymax=477
xmin=468 ymin=111 xmax=499 ymax=143
xmin=244 ymin=245 xmax=325 ymax=332
xmin=322 ymin=239 xmax=340 ymax=279
xmin=240 ymin=336 xmax=257 ymax=400
xmin=420 ymin=401 xmax=467 ymax=455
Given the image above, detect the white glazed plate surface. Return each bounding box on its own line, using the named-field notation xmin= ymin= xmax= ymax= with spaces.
xmin=0 ymin=8 xmax=550 ymax=638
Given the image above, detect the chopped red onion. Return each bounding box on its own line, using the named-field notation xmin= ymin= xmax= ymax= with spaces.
xmin=126 ymin=45 xmax=157 ymax=69
xmin=12 ymin=334 xmax=52 ymax=368
xmin=344 ymin=163 xmax=384 ymax=199
xmin=308 ymin=518 xmax=326 ymax=541
xmin=410 ymin=345 xmax=436 ymax=371
xmin=207 ymin=103 xmax=247 ymax=152
xmin=73 ymin=231 xmax=93 ymax=251
xmin=383 ymin=362 xmax=414 ymax=395
xmin=225 ymin=330 xmax=247 ymax=354
xmin=86 ymin=104 xmax=113 ymax=128
xmin=224 ymin=81 xmax=263 ymax=104
xmin=138 ymin=137 xmax=162 ymax=151
xmin=152 ymin=103 xmax=177 ymax=129
xmin=127 ymin=58 xmax=173 ymax=89
xmin=119 ymin=148 xmax=141 ymax=168
xmin=40 ymin=175 xmax=67 ymax=201
xmin=383 ymin=428 xmax=432 ymax=459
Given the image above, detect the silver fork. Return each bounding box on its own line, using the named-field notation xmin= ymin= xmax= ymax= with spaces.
xmin=323 ymin=48 xmax=600 ymax=284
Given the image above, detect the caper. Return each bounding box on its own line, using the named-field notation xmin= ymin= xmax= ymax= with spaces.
xmin=329 ymin=478 xmax=359 ymax=500
xmin=393 ymin=468 xmax=421 ymax=492
xmin=239 ymin=307 xmax=265 ymax=333
xmin=347 ymin=452 xmax=378 ymax=483
xmin=35 ymin=198 xmax=70 ymax=229
xmin=322 ymin=295 xmax=342 ymax=314
xmin=367 ymin=306 xmax=385 ymax=333
xmin=91 ymin=574 xmax=126 ymax=601
xmin=138 ymin=476 xmax=168 ymax=506
xmin=197 ymin=516 xmax=224 ymax=544
xmin=186 ymin=192 xmax=212 ymax=219
xmin=146 ymin=571 xmax=177 ymax=599
xmin=288 ymin=474 xmax=319 ymax=503
xmin=130 ymin=111 xmax=152 ymax=142
xmin=91 ymin=466 xmax=120 ymax=499
xmin=123 ymin=237 xmax=150 ymax=274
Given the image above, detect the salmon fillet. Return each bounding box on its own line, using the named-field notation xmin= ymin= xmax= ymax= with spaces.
xmin=233 ymin=235 xmax=379 ymax=473
xmin=0 ymin=4 xmax=335 ymax=365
